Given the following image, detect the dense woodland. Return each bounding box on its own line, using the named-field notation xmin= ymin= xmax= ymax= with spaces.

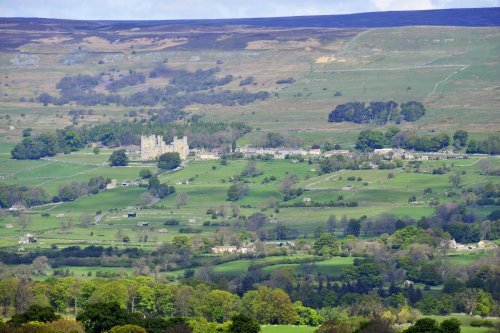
xmin=0 ymin=204 xmax=498 ymax=332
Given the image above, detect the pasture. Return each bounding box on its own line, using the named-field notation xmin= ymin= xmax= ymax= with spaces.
xmin=0 ymin=27 xmax=498 ymax=148
xmin=0 ymin=149 xmax=497 ymax=250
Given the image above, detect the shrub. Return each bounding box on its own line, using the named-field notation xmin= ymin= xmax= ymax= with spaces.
xmin=470 ymin=319 xmax=494 ymax=327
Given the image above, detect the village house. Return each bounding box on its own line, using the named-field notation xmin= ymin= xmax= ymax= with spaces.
xmin=211 ymin=244 xmax=255 ymax=254
xmin=19 ymin=234 xmax=37 ymax=244
xmin=8 ymin=203 xmax=26 ymax=212
xmin=211 ymin=245 xmax=238 ymax=254
xmin=197 ymin=150 xmax=220 ymax=160
xmin=323 ymin=150 xmax=352 ymax=158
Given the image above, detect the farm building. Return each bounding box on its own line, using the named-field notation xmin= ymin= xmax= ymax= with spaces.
xmin=137 ymin=221 xmax=150 ymax=227
xmin=128 ymin=212 xmax=137 ymax=218
xmin=211 ymin=244 xmax=255 ymax=254
xmin=8 ymin=203 xmax=26 ymax=212
xmin=212 ymin=246 xmax=237 ymax=254
xmin=19 ymin=234 xmax=37 ymax=244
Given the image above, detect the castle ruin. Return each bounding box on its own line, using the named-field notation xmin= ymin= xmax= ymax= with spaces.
xmin=140 ymin=135 xmax=189 ymax=160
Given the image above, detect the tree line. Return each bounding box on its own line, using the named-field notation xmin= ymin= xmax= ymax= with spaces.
xmin=11 ymin=121 xmax=251 ymax=160
xmin=355 ymin=127 xmax=500 ymax=154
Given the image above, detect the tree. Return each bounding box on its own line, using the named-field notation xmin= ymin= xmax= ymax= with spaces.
xmin=453 ymin=130 xmax=468 ymax=148
xmin=449 ymin=172 xmax=461 ymax=188
xmin=76 ymin=302 xmax=136 ymax=333
xmin=158 ymin=152 xmax=181 ymax=170
xmin=242 ymin=287 xmax=297 ymax=324
xmin=315 ymin=318 xmax=353 ymax=333
xmin=357 ymin=318 xmax=395 ymax=333
xmin=229 ymin=313 xmax=261 ymax=333
xmin=17 ymin=213 xmax=31 ymax=231
xmin=139 ymin=169 xmax=153 ymax=179
xmin=88 ymin=281 xmax=128 ymax=308
xmin=294 ymin=302 xmax=323 ymax=326
xmin=227 ymin=183 xmax=249 ymax=201
xmin=109 ymin=149 xmax=128 ymax=166
xmin=245 ymin=213 xmax=267 ymax=231
xmin=314 ymin=233 xmax=339 ymax=256
xmin=110 ymin=324 xmax=147 ymax=333
xmin=176 ymin=193 xmax=188 ymax=207
xmin=404 ymin=318 xmax=440 ymax=333
xmin=356 ymin=130 xmax=385 ymax=150
xmin=241 ymin=160 xmax=262 ymax=177
xmin=32 ymin=256 xmax=51 ymax=275
xmin=8 ymin=305 xmax=60 ymax=326
xmin=439 ymin=318 xmax=461 ymax=333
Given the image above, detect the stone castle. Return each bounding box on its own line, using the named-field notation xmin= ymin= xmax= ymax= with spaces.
xmin=140 ymin=135 xmax=189 ymax=160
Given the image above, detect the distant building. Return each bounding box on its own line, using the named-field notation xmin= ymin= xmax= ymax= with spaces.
xmin=211 ymin=245 xmax=237 ymax=254
xmin=128 ymin=212 xmax=137 ymax=218
xmin=19 ymin=234 xmax=37 ymax=244
xmin=303 ymin=197 xmax=311 ymax=203
xmin=211 ymin=244 xmax=255 ymax=254
xmin=323 ymin=150 xmax=351 ymax=158
xmin=141 ymin=135 xmax=189 ymax=160
xmin=8 ymin=203 xmax=26 ymax=212
xmin=4 ymin=224 xmax=13 ymax=229
xmin=106 ymin=179 xmax=118 ymax=190
xmin=137 ymin=221 xmax=150 ymax=227
xmin=197 ymin=150 xmax=220 ymax=160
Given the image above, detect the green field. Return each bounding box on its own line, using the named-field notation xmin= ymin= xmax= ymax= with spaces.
xmin=0 ymin=147 xmax=497 ymax=250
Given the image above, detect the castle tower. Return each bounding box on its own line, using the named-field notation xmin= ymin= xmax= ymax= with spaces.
xmin=173 ymin=136 xmax=189 ymax=160
xmin=140 ymin=135 xmax=188 ymax=160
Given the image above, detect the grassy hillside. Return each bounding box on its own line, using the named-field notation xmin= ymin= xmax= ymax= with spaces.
xmin=0 ymin=21 xmax=498 ymax=147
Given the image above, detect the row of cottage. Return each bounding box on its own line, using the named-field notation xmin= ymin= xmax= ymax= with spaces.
xmin=195 ymin=147 xmax=465 ymax=161
xmin=139 ymin=135 xmax=465 ymax=162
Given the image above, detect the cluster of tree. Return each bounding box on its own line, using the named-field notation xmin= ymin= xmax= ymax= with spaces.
xmin=227 ymin=183 xmax=249 ymax=201
xmin=356 ymin=127 xmax=451 ymax=152
xmin=0 ymin=245 xmax=143 ymax=267
xmin=0 ymin=183 xmax=50 ymax=208
xmin=12 ymin=121 xmax=252 ymax=160
xmin=328 ymin=101 xmax=426 ymax=124
xmin=252 ymin=132 xmax=302 ymax=148
xmin=56 ymin=176 xmax=110 ymax=202
xmin=0 ymin=276 xmax=316 ymax=329
xmin=240 ymin=160 xmax=262 ymax=178
xmin=467 ymin=135 xmax=500 ymax=155
xmin=80 ymin=120 xmax=251 ymax=150
xmin=148 ymin=176 xmax=176 ymax=199
xmin=11 ymin=128 xmax=84 ymax=160
xmin=34 ymin=66 xmax=268 ymax=110
xmin=158 ymin=153 xmax=181 ymax=170
xmin=239 ymin=76 xmax=254 ymax=86
xmin=106 ymin=72 xmax=146 ymax=92
xmin=149 ymin=66 xmax=232 ymax=92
